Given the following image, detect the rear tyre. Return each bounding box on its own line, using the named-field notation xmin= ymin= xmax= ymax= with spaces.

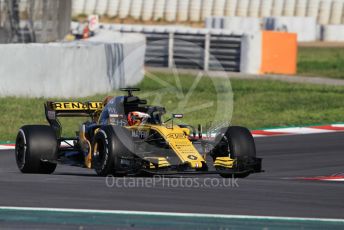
xmin=92 ymin=126 xmax=133 ymax=176
xmin=213 ymin=126 xmax=256 ymax=178
xmin=15 ymin=125 xmax=57 ymax=174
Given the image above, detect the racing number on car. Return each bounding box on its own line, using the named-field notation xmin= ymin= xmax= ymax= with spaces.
xmin=187 ymin=155 xmax=198 ymax=160
xmin=166 ymin=133 xmax=186 ymax=139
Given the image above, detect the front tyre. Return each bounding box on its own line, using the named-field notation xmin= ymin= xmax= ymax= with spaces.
xmin=213 ymin=126 xmax=259 ymax=178
xmin=226 ymin=126 xmax=256 ymax=159
xmin=15 ymin=125 xmax=57 ymax=174
xmin=92 ymin=126 xmax=134 ymax=176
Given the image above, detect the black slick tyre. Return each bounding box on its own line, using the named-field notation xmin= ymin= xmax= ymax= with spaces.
xmin=15 ymin=125 xmax=57 ymax=174
xmin=214 ymin=126 xmax=256 ymax=178
xmin=92 ymin=126 xmax=133 ymax=176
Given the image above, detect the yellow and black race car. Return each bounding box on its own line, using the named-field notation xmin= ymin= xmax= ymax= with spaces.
xmin=15 ymin=88 xmax=262 ymax=178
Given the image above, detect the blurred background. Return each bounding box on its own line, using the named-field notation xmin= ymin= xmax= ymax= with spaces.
xmin=1 ymin=0 xmax=344 ymax=75
xmin=2 ymin=0 xmax=344 ymax=43
xmin=0 ymin=0 xmax=71 ymax=43
xmin=1 ymin=0 xmax=344 ymax=140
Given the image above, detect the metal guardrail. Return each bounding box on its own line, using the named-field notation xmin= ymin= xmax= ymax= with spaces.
xmin=122 ymin=31 xmax=242 ymax=72
xmin=144 ymin=32 xmax=169 ymax=68
xmin=144 ymin=32 xmax=242 ymax=72
xmin=209 ymin=34 xmax=241 ymax=72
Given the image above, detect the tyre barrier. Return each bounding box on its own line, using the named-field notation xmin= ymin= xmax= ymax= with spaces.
xmin=66 ymin=0 xmax=344 ymax=25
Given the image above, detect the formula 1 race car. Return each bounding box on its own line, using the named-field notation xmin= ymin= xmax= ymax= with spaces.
xmin=15 ymin=88 xmax=262 ymax=178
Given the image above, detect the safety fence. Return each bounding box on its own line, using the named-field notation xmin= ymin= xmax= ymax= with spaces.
xmin=102 ymin=24 xmax=242 ymax=72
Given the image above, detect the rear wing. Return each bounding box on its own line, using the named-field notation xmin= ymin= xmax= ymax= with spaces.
xmin=44 ymin=101 xmax=103 ymax=138
xmin=45 ymin=101 xmax=103 ymax=117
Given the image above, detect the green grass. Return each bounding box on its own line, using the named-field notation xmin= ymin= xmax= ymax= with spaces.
xmin=297 ymin=47 xmax=344 ymax=79
xmin=1 ymin=72 xmax=344 ymax=141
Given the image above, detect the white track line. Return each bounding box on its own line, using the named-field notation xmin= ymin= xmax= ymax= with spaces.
xmin=0 ymin=206 xmax=343 ymax=223
xmin=262 ymin=127 xmax=334 ymax=134
xmin=332 ymin=124 xmax=344 ymax=128
xmin=0 ymin=146 xmax=14 ymax=150
xmin=252 ymin=134 xmax=266 ymax=137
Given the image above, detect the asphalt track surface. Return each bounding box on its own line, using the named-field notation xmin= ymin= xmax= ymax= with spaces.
xmin=0 ymin=132 xmax=343 ymax=221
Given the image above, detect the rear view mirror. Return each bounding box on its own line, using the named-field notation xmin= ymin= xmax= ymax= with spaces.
xmin=173 ymin=114 xmax=183 ymax=119
xmin=164 ymin=114 xmax=184 ymax=129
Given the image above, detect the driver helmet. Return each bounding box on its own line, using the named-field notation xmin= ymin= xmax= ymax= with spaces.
xmin=128 ymin=111 xmax=150 ymax=126
xmin=102 ymin=95 xmax=113 ymax=107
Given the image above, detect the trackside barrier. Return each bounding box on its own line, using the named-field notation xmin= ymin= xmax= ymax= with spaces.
xmin=165 ymin=0 xmax=177 ymax=22
xmin=84 ymin=0 xmax=96 ymax=15
xmin=130 ymin=0 xmax=143 ymax=20
xmin=104 ymin=24 xmax=242 ymax=72
xmin=147 ymin=31 xmax=242 ymax=72
xmin=263 ymin=16 xmax=317 ymax=42
xmin=72 ymin=0 xmax=85 ymax=15
xmin=142 ymin=0 xmax=154 ymax=21
xmin=206 ymin=17 xmax=261 ymax=34
xmin=295 ymin=0 xmax=307 ymax=17
xmin=322 ymin=25 xmax=344 ymax=41
xmin=107 ymin=0 xmax=120 ymax=17
xmin=95 ymin=0 xmax=108 ymax=15
xmin=261 ymin=0 xmax=273 ymax=17
xmin=213 ymin=0 xmax=226 ymax=17
xmin=241 ymin=31 xmax=297 ymax=75
xmin=283 ymin=0 xmax=296 ymax=17
xmin=201 ymin=0 xmax=214 ymax=20
xmin=307 ymin=0 xmax=320 ymax=18
xmin=318 ymin=0 xmax=332 ymax=25
xmin=102 ymin=24 xmax=297 ymax=75
xmin=68 ymin=0 xmax=344 ymax=25
xmin=330 ymin=0 xmax=344 ymax=24
xmin=178 ymin=0 xmax=190 ymax=21
xmin=260 ymin=31 xmax=297 ymax=75
xmin=153 ymin=0 xmax=165 ymax=21
xmin=248 ymin=0 xmax=260 ymax=17
xmin=240 ymin=33 xmax=262 ymax=74
xmin=272 ymin=0 xmax=284 ymax=16
xmin=206 ymin=16 xmax=316 ymax=42
xmin=190 ymin=0 xmax=202 ymax=21
xmin=119 ymin=0 xmax=131 ymax=19
xmin=225 ymin=0 xmax=238 ymax=17
xmin=103 ymin=24 xmax=297 ymax=75
xmin=236 ymin=0 xmax=249 ymax=17
xmin=0 ymin=30 xmax=146 ymax=98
